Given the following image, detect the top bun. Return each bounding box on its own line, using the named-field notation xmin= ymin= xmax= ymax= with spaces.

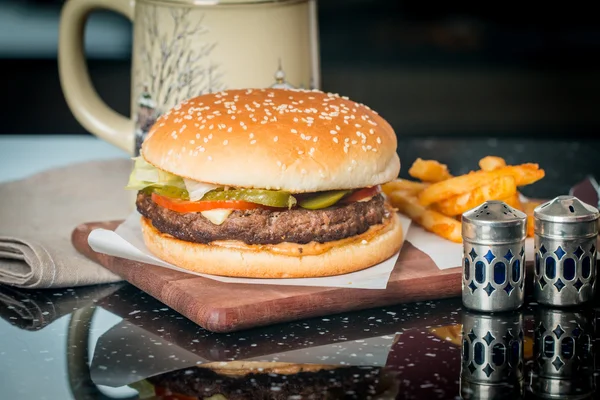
xmin=142 ymin=88 xmax=400 ymax=192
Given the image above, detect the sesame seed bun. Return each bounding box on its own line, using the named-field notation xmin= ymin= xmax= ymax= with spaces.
xmin=141 ymin=88 xmax=400 ymax=192
xmin=140 ymin=210 xmax=403 ymax=278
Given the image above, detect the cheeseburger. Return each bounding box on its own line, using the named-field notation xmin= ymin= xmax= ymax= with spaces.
xmin=127 ymin=88 xmax=402 ymax=278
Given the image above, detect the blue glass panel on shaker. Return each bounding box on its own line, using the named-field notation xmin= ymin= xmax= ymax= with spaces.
xmin=492 ymin=343 xmax=506 ymax=366
xmin=563 ymin=258 xmax=576 ymax=280
xmin=464 ymin=258 xmax=470 ymax=280
xmin=561 ymin=337 xmax=574 ymax=359
xmin=582 ymin=256 xmax=591 ymax=278
xmin=512 ymin=260 xmax=520 ymax=282
xmin=545 ymin=257 xmax=556 ymax=279
xmin=474 ymin=342 xmax=485 ymax=365
xmin=543 ymin=336 xmax=554 ymax=358
xmin=475 ymin=261 xmax=485 ymax=283
xmin=494 ymin=262 xmax=506 ymax=284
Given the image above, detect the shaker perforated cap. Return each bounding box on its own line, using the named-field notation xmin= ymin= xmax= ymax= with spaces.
xmin=534 ymin=195 xmax=599 ymax=239
xmin=462 ymin=201 xmax=527 ymax=244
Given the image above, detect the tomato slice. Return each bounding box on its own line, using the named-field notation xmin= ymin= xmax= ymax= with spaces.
xmin=151 ymin=192 xmax=263 ymax=213
xmin=341 ymin=186 xmax=381 ymax=203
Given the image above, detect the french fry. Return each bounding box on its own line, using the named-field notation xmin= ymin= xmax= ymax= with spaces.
xmin=522 ymin=200 xmax=542 ymax=237
xmin=408 ymin=158 xmax=453 ymax=182
xmin=434 ymin=175 xmax=517 ymax=216
xmin=389 ymin=191 xmax=463 ymax=243
xmin=381 ymin=179 xmax=429 ymax=197
xmin=501 ymin=191 xmax=523 ymax=210
xmin=418 ymin=164 xmax=545 ymax=206
xmin=479 ymin=156 xmax=507 ymax=171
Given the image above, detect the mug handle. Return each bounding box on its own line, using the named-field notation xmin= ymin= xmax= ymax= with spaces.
xmin=58 ymin=0 xmax=135 ymax=154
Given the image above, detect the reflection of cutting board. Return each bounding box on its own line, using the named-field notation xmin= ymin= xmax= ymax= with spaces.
xmin=72 ymin=221 xmax=462 ymax=333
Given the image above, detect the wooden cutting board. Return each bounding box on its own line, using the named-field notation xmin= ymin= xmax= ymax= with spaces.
xmin=72 ymin=221 xmax=462 ymax=333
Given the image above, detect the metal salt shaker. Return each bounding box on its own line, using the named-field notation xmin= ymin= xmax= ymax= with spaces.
xmin=462 ymin=201 xmax=527 ymax=312
xmin=533 ymin=195 xmax=599 ymax=307
xmin=460 ymin=311 xmax=524 ymax=400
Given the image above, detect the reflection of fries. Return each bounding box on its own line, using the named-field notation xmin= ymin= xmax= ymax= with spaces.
xmin=382 ymin=179 xmax=428 ymax=196
xmin=418 ymin=164 xmax=545 ymax=206
xmin=434 ymin=176 xmax=517 ymax=216
xmin=522 ymin=200 xmax=542 ymax=237
xmin=479 ymin=156 xmax=506 ymax=171
xmin=389 ymin=191 xmax=462 ymax=243
xmin=409 ymin=158 xmax=452 ymax=182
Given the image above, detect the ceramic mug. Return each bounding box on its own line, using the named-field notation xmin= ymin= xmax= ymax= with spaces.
xmin=58 ymin=0 xmax=320 ymax=155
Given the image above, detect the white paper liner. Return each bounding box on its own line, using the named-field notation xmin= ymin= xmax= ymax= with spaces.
xmin=88 ymin=212 xmax=411 ymax=289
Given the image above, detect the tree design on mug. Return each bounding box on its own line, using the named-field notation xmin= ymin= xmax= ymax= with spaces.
xmin=134 ymin=6 xmax=226 ymax=153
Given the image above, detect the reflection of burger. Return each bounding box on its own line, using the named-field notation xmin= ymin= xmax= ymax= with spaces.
xmin=127 ymin=89 xmax=403 ymax=278
xmin=129 ymin=362 xmax=399 ymax=400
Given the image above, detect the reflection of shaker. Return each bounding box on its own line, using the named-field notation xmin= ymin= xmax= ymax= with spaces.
xmin=529 ymin=308 xmax=595 ymax=399
xmin=533 ymin=196 xmax=599 ymax=307
xmin=462 ymin=201 xmax=527 ymax=312
xmin=460 ymin=311 xmax=524 ymax=399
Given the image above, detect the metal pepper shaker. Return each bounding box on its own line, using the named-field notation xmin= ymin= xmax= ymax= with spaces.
xmin=462 ymin=201 xmax=527 ymax=312
xmin=533 ymin=195 xmax=599 ymax=307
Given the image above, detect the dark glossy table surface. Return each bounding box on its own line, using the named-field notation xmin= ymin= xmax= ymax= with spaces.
xmin=1 ymin=136 xmax=599 ymax=400
xmin=2 ymin=283 xmax=600 ymax=400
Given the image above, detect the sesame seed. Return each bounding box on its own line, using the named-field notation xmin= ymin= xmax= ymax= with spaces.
xmin=196 ymin=133 xmax=201 ymax=139
xmin=352 ymin=140 xmax=357 ymax=145
xmin=203 ymin=138 xmax=208 ymax=143
xmin=223 ymin=140 xmax=228 ymax=145
xmin=336 ymin=125 xmax=341 ymax=131
xmin=273 ymin=136 xmax=278 ymax=142
xmin=227 ymin=127 xmax=232 ymax=132
xmin=376 ymin=137 xmax=381 ymax=144
xmin=277 ymin=161 xmax=282 ymax=166
xmin=301 ymin=169 xmax=307 ymax=174
xmin=190 ymin=139 xmax=195 ymax=144
xmin=355 ymin=123 xmax=361 ymax=128
xmin=208 ymin=156 xmax=213 ymax=161
xmin=250 ymin=140 xmax=256 ymax=145
xmin=330 ymin=130 xmax=337 ymax=134
xmin=298 ymin=150 xmax=304 ymax=155
xmin=291 ymin=129 xmax=297 ymax=134
xmin=333 ymin=137 xmax=339 ymax=143
xmin=249 ymin=133 xmax=254 ymax=138
xmin=209 ymin=124 xmax=214 ymax=129
xmin=208 ymin=134 xmax=213 ymax=139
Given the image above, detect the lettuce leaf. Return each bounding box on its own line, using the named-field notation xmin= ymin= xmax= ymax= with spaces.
xmin=125 ymin=157 xmax=187 ymax=191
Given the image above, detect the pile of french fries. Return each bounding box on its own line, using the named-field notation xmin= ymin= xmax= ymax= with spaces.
xmin=382 ymin=156 xmax=545 ymax=243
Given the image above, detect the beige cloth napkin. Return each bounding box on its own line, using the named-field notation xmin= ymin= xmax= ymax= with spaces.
xmin=0 ymin=159 xmax=133 ymax=288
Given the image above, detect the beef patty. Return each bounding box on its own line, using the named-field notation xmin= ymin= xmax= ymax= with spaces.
xmin=136 ymin=192 xmax=388 ymax=245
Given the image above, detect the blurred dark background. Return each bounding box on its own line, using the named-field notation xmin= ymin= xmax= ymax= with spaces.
xmin=2 ymin=0 xmax=600 ymax=138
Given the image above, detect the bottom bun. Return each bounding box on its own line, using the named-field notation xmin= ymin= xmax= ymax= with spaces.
xmin=140 ymin=210 xmax=404 ymax=278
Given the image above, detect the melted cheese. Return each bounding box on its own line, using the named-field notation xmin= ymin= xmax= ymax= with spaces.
xmin=209 ymin=212 xmax=394 ymax=257
xmin=200 ymin=209 xmax=233 ymax=225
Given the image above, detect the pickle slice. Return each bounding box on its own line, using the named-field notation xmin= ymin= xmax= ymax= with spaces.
xmin=149 ymin=185 xmax=190 ymax=200
xmin=202 ymin=189 xmax=296 ymax=208
xmin=297 ymin=190 xmax=351 ymax=210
